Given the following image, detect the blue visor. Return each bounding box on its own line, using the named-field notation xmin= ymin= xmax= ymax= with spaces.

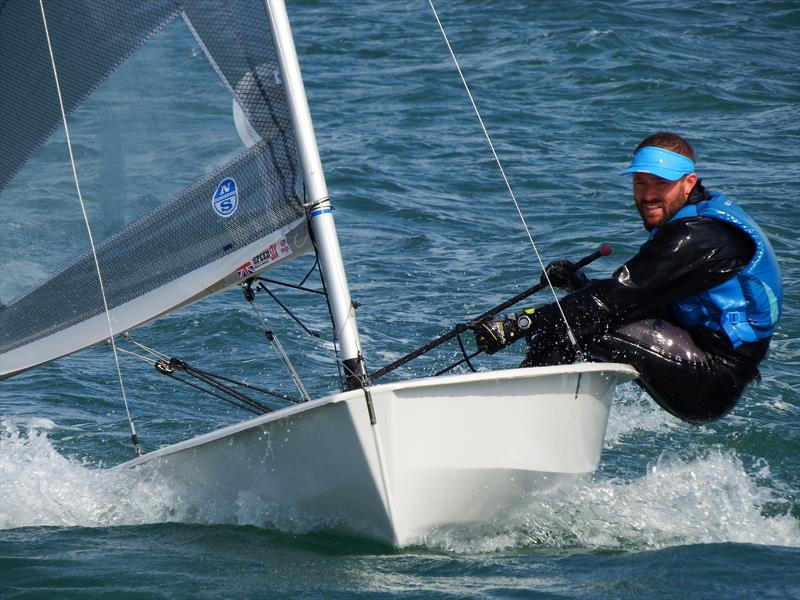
xmin=621 ymin=146 xmax=695 ymax=181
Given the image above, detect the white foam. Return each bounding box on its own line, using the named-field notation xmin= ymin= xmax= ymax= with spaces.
xmin=0 ymin=419 xmax=176 ymax=529
xmin=603 ymin=382 xmax=681 ymax=447
xmin=2 ymin=419 xmax=797 ymax=554
xmin=23 ymin=417 xmax=57 ymax=430
xmin=416 ymin=449 xmax=800 ymax=553
xmin=0 ymin=420 xmax=376 ymax=537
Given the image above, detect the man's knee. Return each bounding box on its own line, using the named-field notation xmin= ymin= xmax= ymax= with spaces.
xmin=590 ymin=319 xmax=747 ymax=423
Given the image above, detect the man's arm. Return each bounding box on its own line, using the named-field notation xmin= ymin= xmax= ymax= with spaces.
xmin=600 ymin=216 xmax=755 ymax=320
xmin=477 ymin=216 xmax=755 ymax=356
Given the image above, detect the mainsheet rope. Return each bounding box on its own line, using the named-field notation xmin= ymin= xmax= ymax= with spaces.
xmin=427 ymin=1 xmax=583 ymax=357
xmin=117 ymin=334 xmax=297 ymax=414
xmin=38 ymin=0 xmax=142 ymax=454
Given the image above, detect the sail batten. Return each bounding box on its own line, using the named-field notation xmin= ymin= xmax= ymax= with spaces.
xmin=0 ymin=0 xmax=309 ymax=377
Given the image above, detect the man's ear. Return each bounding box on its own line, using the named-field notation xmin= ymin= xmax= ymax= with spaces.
xmin=683 ymin=172 xmax=698 ymax=194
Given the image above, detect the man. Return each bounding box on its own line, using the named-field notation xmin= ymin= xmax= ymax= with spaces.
xmin=475 ymin=132 xmax=782 ymax=423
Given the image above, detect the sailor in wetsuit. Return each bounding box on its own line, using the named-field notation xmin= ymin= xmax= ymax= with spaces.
xmin=475 ymin=132 xmax=783 ymax=424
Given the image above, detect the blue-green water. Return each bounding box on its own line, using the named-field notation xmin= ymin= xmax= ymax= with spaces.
xmin=1 ymin=1 xmax=799 ymax=597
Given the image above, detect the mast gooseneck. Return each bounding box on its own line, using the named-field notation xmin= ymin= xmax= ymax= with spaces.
xmin=265 ymin=0 xmax=367 ymax=390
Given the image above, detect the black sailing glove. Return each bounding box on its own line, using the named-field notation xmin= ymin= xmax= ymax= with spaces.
xmin=540 ymin=259 xmax=590 ymax=292
xmin=473 ymin=310 xmax=536 ymax=354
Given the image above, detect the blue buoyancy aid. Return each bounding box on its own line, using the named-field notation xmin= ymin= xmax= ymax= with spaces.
xmin=656 ymin=192 xmax=782 ymax=347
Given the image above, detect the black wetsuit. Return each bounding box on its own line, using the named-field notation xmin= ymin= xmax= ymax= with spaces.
xmin=522 ymin=206 xmax=767 ymax=424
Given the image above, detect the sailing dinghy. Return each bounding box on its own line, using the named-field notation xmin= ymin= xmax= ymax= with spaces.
xmin=0 ymin=0 xmax=636 ymax=545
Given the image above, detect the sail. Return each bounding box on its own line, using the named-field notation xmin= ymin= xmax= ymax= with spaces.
xmin=0 ymin=0 xmax=311 ymax=378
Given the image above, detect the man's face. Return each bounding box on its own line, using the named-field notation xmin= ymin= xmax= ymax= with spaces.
xmin=632 ymin=172 xmax=697 ymax=230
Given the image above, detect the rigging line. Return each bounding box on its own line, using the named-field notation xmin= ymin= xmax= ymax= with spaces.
xmin=174 ymin=365 xmax=273 ymax=414
xmin=246 ymin=293 xmax=312 ymax=402
xmin=115 ymin=346 xmax=158 ymax=365
xmin=161 ymin=369 xmax=265 ymax=416
xmin=121 ymin=334 xmax=171 ymax=361
xmin=122 ymin=332 xmax=299 ymax=404
xmin=181 ymin=364 xmax=299 ymax=404
xmin=255 ymin=281 xmax=321 ymax=338
xmin=151 ymin=358 xmax=272 ymax=414
xmin=120 ymin=338 xmax=292 ymax=410
xmin=298 ymin=257 xmax=320 ymax=287
xmin=426 ymin=1 xmax=584 ymax=358
xmin=38 ymin=0 xmax=142 ymax=454
xmin=255 ymin=276 xmax=325 ymax=295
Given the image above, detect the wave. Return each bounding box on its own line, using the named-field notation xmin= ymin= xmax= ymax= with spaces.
xmin=2 ymin=418 xmax=797 ymax=554
xmin=416 ymin=448 xmax=799 ymax=553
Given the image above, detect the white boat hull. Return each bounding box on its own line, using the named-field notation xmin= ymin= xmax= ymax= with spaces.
xmin=122 ymin=363 xmax=637 ymax=545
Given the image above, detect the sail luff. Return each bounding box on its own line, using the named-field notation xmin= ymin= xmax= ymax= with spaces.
xmin=265 ymin=0 xmax=367 ymax=390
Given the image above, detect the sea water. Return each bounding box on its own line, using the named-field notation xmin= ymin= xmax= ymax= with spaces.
xmin=1 ymin=1 xmax=798 ymax=598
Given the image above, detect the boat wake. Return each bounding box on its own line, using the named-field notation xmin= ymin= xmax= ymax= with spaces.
xmin=1 ymin=417 xmax=797 ymax=553
xmin=416 ymin=448 xmax=799 ymax=553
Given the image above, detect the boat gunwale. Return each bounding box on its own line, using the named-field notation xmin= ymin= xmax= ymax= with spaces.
xmin=118 ymin=362 xmax=637 ymax=469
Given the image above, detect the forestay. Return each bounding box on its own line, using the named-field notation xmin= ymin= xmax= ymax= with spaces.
xmin=0 ymin=0 xmax=312 ymax=378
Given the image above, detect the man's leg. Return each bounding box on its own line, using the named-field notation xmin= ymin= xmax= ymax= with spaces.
xmin=589 ymin=319 xmax=755 ymax=423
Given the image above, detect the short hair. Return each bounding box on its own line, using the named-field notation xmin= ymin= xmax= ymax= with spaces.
xmin=635 ymin=132 xmax=696 ymax=162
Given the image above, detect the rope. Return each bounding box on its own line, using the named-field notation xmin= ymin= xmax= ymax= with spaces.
xmin=245 ymin=288 xmax=312 ymax=402
xmin=115 ymin=346 xmax=158 ymax=365
xmin=38 ymin=0 xmax=142 ymax=454
xmin=156 ymin=366 xmax=267 ymax=416
xmin=298 ymin=257 xmax=320 ymax=287
xmin=427 ymin=1 xmax=584 ymax=359
xmin=122 ymin=333 xmax=171 ymax=361
xmin=118 ymin=334 xmax=298 ymax=408
xmin=162 ymin=360 xmax=273 ymax=414
xmin=255 ymin=281 xmax=321 ymax=338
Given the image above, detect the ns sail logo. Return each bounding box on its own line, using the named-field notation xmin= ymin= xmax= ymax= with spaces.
xmin=212 ymin=177 xmax=238 ymax=218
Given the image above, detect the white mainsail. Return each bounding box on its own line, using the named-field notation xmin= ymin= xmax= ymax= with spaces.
xmin=0 ymin=0 xmax=326 ymax=378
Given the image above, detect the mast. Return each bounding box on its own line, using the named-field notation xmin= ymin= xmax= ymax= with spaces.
xmin=265 ymin=0 xmax=367 ymax=390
